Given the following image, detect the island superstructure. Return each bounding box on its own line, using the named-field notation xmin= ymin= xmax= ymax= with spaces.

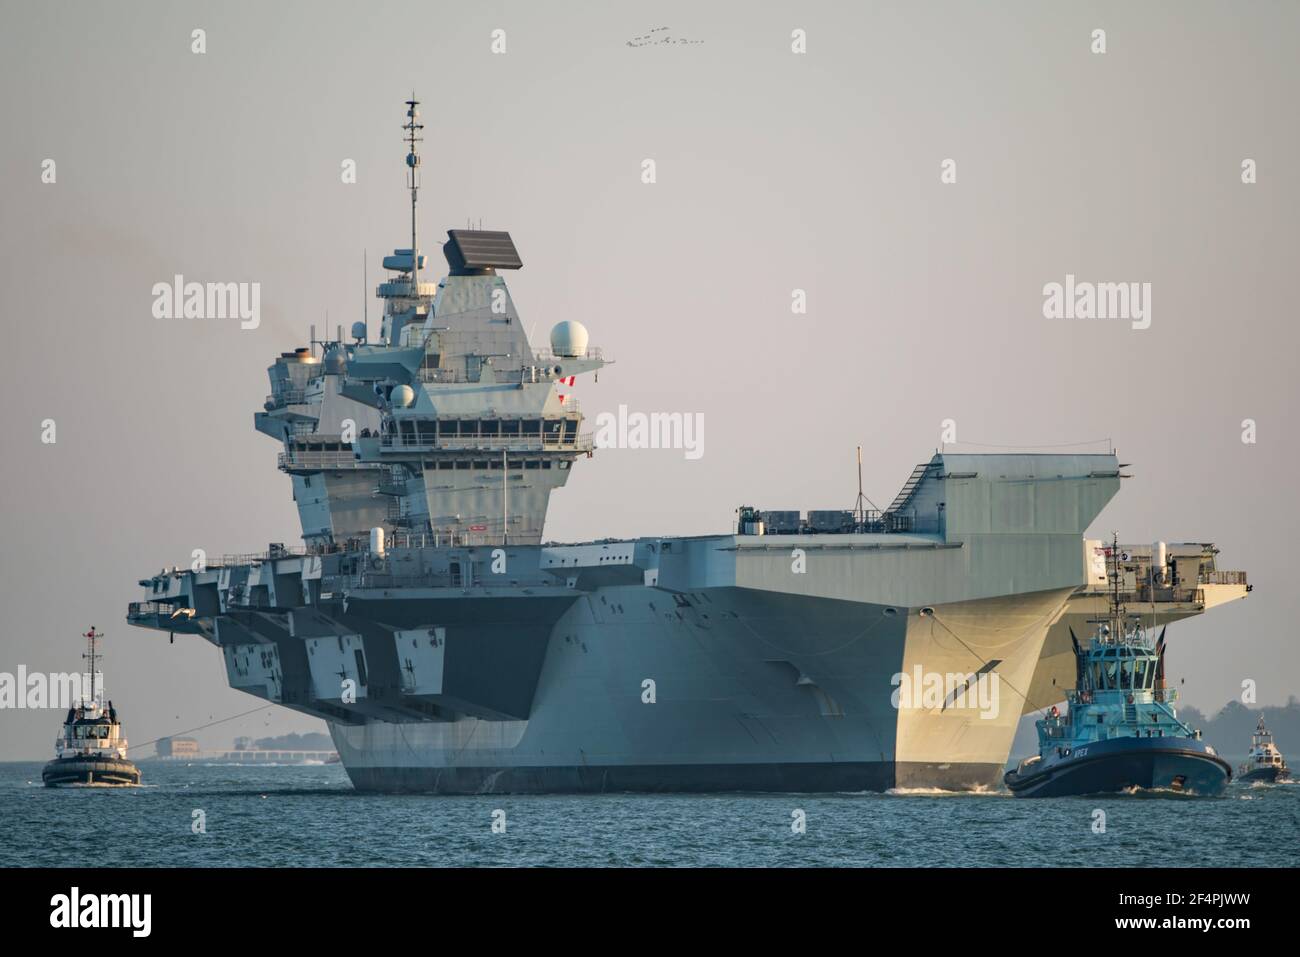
xmin=125 ymin=98 xmax=1250 ymax=793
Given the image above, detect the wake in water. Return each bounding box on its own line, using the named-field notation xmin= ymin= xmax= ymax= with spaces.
xmin=883 ymin=785 xmax=1010 ymax=797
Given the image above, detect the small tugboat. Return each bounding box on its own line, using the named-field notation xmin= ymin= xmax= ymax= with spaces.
xmin=1005 ymin=538 xmax=1231 ymax=798
xmin=1238 ymin=716 xmax=1291 ymax=783
xmin=42 ymin=627 xmax=141 ymax=788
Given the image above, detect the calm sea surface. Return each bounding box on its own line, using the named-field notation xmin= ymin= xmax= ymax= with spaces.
xmin=1 ymin=761 xmax=1295 ymax=867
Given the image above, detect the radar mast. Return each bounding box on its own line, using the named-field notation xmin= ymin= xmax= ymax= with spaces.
xmin=404 ymin=96 xmax=424 ymax=296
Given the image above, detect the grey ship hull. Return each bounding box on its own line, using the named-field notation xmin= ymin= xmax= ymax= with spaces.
xmin=333 ymin=583 xmax=1065 ymax=793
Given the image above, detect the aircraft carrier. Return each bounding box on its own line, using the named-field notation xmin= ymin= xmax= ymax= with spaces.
xmin=125 ymin=99 xmax=1250 ymax=793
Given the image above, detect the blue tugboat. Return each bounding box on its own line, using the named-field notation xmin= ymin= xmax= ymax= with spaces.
xmin=1005 ymin=539 xmax=1230 ymax=798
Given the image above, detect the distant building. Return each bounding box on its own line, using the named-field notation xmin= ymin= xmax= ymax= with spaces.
xmin=155 ymin=736 xmax=200 ymax=758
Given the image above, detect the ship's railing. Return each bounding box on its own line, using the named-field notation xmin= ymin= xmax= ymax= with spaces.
xmin=739 ymin=510 xmax=917 ymax=536
xmin=278 ymin=449 xmax=368 ymax=471
xmin=532 ymin=346 xmax=604 ymax=364
xmin=383 ymin=531 xmax=523 ymax=549
xmin=216 ymin=543 xmax=357 ymax=567
xmin=350 ymin=569 xmax=554 ymax=590
xmin=127 ymin=600 xmax=177 ymax=619
xmin=378 ymin=433 xmax=593 ymax=453
xmin=416 ymin=367 xmax=579 ymax=387
xmin=264 ymin=390 xmax=310 ymax=409
xmin=1104 ymin=584 xmax=1206 ymax=605
xmin=1200 ymin=570 xmax=1247 ymax=586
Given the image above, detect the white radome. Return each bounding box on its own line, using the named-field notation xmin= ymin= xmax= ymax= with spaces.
xmin=549 ymin=320 xmax=589 ymax=358
xmin=391 ymin=384 xmax=416 ymax=408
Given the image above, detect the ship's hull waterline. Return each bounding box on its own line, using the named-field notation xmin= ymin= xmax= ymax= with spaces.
xmin=1004 ymin=739 xmax=1231 ymax=798
xmin=1238 ymin=767 xmax=1291 ymax=784
xmin=42 ymin=757 xmax=142 ymax=788
xmin=329 ymin=583 xmax=1074 ymax=794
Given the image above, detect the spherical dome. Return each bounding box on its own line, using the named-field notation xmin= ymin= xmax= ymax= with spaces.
xmin=390 ymin=384 xmax=416 ymax=408
xmin=351 ymin=321 xmax=367 ymax=341
xmin=549 ymin=320 xmax=589 ymax=358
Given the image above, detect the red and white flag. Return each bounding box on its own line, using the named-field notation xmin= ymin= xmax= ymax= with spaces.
xmin=558 ymin=375 xmax=575 ymax=387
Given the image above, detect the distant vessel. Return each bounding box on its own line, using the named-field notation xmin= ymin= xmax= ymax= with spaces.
xmin=1005 ymin=539 xmax=1231 ymax=797
xmin=1238 ymin=716 xmax=1290 ymax=783
xmin=42 ymin=628 xmax=141 ymax=788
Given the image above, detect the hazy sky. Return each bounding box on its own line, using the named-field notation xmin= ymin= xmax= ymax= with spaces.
xmin=1 ymin=1 xmax=1296 ymax=758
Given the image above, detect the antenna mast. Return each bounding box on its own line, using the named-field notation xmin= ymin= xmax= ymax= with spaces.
xmin=852 ymin=446 xmax=880 ymax=528
xmin=1108 ymin=531 xmax=1126 ymax=640
xmin=404 ymin=96 xmax=424 ymax=297
xmin=82 ymin=626 xmax=103 ymax=707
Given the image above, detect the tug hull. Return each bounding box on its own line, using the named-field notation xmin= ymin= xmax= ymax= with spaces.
xmin=42 ymin=757 xmax=142 ymax=788
xmin=1005 ymin=737 xmax=1230 ymax=798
